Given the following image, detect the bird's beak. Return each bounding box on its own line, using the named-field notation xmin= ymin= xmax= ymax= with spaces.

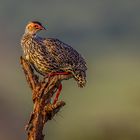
xmin=41 ymin=26 xmax=46 ymax=30
xmin=39 ymin=25 xmax=46 ymax=30
xmin=42 ymin=26 xmax=46 ymax=30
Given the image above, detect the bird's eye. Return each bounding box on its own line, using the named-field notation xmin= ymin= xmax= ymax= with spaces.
xmin=34 ymin=25 xmax=39 ymax=28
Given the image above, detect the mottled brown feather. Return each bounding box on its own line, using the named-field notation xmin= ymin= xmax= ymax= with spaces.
xmin=21 ymin=23 xmax=87 ymax=87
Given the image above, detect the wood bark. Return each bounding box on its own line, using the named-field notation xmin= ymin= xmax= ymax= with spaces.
xmin=20 ymin=57 xmax=72 ymax=140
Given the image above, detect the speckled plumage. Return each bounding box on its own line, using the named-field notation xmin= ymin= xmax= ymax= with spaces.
xmin=21 ymin=21 xmax=87 ymax=87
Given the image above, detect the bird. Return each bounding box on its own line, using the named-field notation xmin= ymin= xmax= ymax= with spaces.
xmin=21 ymin=21 xmax=87 ymax=104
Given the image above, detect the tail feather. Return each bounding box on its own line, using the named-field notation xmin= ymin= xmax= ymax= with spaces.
xmin=74 ymin=71 xmax=86 ymax=88
xmin=61 ymin=68 xmax=87 ymax=88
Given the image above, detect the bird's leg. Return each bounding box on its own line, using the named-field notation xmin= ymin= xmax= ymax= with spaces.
xmin=45 ymin=72 xmax=70 ymax=83
xmin=53 ymin=83 xmax=62 ymax=104
xmin=49 ymin=72 xmax=70 ymax=77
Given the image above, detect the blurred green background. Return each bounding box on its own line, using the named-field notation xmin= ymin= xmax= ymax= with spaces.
xmin=0 ymin=0 xmax=140 ymax=140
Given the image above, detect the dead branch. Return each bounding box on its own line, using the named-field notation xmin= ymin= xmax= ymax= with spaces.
xmin=20 ymin=56 xmax=72 ymax=140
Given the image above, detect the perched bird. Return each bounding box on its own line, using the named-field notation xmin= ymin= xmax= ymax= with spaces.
xmin=21 ymin=21 xmax=87 ymax=103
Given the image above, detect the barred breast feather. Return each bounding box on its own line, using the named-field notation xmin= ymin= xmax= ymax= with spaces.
xmin=21 ymin=34 xmax=87 ymax=87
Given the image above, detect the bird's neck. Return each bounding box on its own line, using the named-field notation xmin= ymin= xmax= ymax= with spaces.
xmin=24 ymin=28 xmax=37 ymax=36
xmin=21 ymin=32 xmax=36 ymax=47
xmin=23 ymin=31 xmax=37 ymax=39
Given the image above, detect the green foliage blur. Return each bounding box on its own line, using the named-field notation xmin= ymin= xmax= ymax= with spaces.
xmin=0 ymin=0 xmax=140 ymax=140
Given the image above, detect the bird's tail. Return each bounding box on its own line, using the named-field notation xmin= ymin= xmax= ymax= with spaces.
xmin=74 ymin=70 xmax=86 ymax=88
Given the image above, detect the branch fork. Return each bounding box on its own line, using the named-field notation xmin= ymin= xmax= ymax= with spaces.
xmin=20 ymin=56 xmax=72 ymax=140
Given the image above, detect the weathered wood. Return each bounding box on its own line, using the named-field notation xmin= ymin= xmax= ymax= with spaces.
xmin=20 ymin=57 xmax=72 ymax=140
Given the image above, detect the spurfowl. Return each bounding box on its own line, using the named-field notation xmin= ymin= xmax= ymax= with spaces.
xmin=21 ymin=21 xmax=87 ymax=104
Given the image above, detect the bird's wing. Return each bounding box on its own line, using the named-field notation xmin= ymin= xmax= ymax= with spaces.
xmin=42 ymin=38 xmax=87 ymax=72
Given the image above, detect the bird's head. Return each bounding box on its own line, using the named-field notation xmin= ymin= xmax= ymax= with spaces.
xmin=25 ymin=21 xmax=46 ymax=35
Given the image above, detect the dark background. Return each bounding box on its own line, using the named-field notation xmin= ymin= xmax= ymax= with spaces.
xmin=0 ymin=0 xmax=140 ymax=140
